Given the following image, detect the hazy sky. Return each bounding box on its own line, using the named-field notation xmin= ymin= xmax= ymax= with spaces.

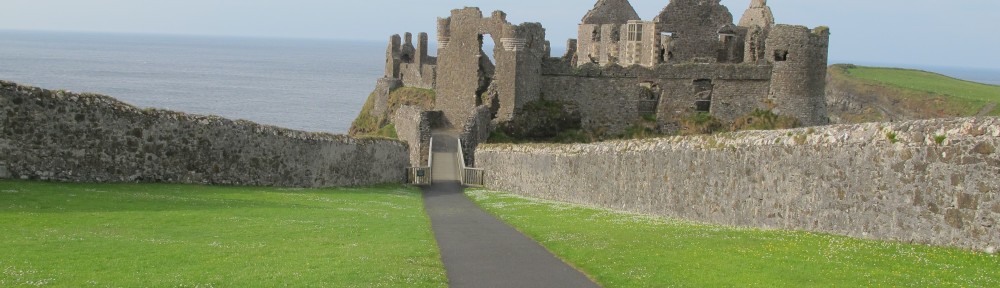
xmin=2 ymin=0 xmax=996 ymax=69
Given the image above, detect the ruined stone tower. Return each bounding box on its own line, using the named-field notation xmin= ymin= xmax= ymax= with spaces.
xmin=384 ymin=32 xmax=436 ymax=89
xmin=434 ymin=8 xmax=547 ymax=128
xmin=765 ymin=25 xmax=831 ymax=126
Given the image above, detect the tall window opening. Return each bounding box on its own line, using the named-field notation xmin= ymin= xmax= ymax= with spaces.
xmin=627 ymin=23 xmax=643 ymax=42
xmin=693 ymin=79 xmax=714 ymax=113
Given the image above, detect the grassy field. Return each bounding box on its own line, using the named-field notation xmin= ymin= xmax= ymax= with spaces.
xmin=0 ymin=180 xmax=446 ymax=287
xmin=830 ymin=65 xmax=1000 ymax=121
xmin=468 ymin=189 xmax=1000 ymax=288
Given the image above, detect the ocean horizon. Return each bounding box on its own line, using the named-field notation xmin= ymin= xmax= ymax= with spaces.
xmin=2 ymin=30 xmax=998 ymax=134
xmin=0 ymin=30 xmax=385 ymax=134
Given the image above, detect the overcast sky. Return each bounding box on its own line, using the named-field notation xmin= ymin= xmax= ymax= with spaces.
xmin=1 ymin=0 xmax=996 ymax=69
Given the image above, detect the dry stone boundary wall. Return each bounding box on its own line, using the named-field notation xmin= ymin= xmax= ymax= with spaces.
xmin=0 ymin=81 xmax=408 ymax=187
xmin=477 ymin=117 xmax=1000 ymax=250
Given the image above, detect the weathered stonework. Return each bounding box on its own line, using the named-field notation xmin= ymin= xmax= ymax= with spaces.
xmin=371 ymin=0 xmax=830 ymax=140
xmin=0 ymin=81 xmax=408 ymax=187
xmin=435 ymin=8 xmax=548 ymax=127
xmin=564 ymin=0 xmax=829 ymax=133
xmin=371 ymin=77 xmax=403 ymax=118
xmin=393 ymin=105 xmax=433 ymax=167
xmin=766 ymin=25 xmax=831 ymax=126
xmin=458 ymin=105 xmax=494 ymax=166
xmin=738 ymin=0 xmax=774 ymax=29
xmin=477 ymin=117 xmax=1000 ymax=250
xmin=362 ymin=0 xmax=831 ymax=179
xmin=385 ymin=32 xmax=437 ymax=89
xmin=654 ymin=0 xmax=735 ymax=63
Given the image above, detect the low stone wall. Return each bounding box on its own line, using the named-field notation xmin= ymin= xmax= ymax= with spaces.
xmin=477 ymin=117 xmax=1000 ymax=250
xmin=0 ymin=81 xmax=408 ymax=187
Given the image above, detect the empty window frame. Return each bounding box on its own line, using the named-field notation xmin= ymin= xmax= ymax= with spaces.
xmin=626 ymin=23 xmax=643 ymax=42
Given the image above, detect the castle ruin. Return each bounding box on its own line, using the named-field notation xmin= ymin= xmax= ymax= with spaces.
xmin=372 ymin=0 xmax=831 ymax=165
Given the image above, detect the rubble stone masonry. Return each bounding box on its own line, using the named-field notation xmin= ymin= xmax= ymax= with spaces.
xmin=478 ymin=117 xmax=1000 ymax=250
xmin=0 ymin=81 xmax=408 ymax=187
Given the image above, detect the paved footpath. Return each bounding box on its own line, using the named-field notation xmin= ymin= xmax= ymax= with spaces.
xmin=422 ymin=133 xmax=600 ymax=288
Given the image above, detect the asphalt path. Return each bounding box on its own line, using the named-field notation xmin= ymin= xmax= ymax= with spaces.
xmin=422 ymin=133 xmax=600 ymax=288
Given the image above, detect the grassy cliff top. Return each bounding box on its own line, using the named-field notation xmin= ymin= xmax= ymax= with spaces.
xmin=349 ymin=87 xmax=435 ymax=138
xmin=830 ymin=64 xmax=1000 ymax=118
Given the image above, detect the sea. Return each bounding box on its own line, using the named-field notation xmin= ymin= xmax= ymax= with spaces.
xmin=1 ymin=30 xmax=999 ymax=134
xmin=0 ymin=30 xmax=384 ymax=134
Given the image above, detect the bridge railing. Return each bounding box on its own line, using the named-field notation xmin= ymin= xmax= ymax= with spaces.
xmin=406 ymin=167 xmax=432 ymax=185
xmin=462 ymin=168 xmax=485 ymax=187
xmin=406 ymin=137 xmax=433 ymax=185
xmin=457 ymin=138 xmax=486 ymax=187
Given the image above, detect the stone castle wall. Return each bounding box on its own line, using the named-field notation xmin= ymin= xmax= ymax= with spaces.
xmin=540 ymin=61 xmax=776 ymax=134
xmin=393 ymin=105 xmax=433 ymax=167
xmin=371 ymin=77 xmax=403 ymax=118
xmin=477 ymin=117 xmax=1000 ymax=250
xmin=0 ymin=81 xmax=408 ymax=187
xmin=459 ymin=105 xmax=494 ymax=166
xmin=399 ymin=62 xmax=436 ymax=90
xmin=540 ymin=75 xmax=645 ymax=134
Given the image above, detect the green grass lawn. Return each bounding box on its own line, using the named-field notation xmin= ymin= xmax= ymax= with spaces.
xmin=467 ymin=189 xmax=1000 ymax=287
xmin=838 ymin=65 xmax=1000 ymax=116
xmin=0 ymin=180 xmax=447 ymax=287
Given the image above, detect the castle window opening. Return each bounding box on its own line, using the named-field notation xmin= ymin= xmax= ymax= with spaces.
xmin=478 ymin=34 xmax=496 ymax=64
xmin=611 ymin=29 xmax=621 ymax=42
xmin=774 ymin=50 xmax=788 ymax=62
xmin=694 ymin=79 xmax=713 ymax=92
xmin=627 ymin=23 xmax=643 ymax=42
xmin=592 ymin=26 xmax=601 ymax=42
xmin=693 ymin=79 xmax=714 ymax=113
xmin=719 ymin=34 xmax=735 ymax=46
xmin=695 ymin=100 xmax=712 ymax=113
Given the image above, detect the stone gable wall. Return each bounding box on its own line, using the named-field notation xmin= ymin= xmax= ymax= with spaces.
xmin=0 ymin=81 xmax=408 ymax=187
xmin=477 ymin=117 xmax=1000 ymax=250
xmin=654 ymin=0 xmax=734 ymax=63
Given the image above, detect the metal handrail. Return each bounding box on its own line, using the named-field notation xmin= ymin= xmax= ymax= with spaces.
xmin=428 ymin=137 xmax=434 ymax=168
xmin=456 ymin=138 xmax=485 ymax=187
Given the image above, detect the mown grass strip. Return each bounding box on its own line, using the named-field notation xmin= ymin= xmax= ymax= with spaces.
xmin=468 ymin=189 xmax=999 ymax=287
xmin=0 ymin=180 xmax=446 ymax=287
